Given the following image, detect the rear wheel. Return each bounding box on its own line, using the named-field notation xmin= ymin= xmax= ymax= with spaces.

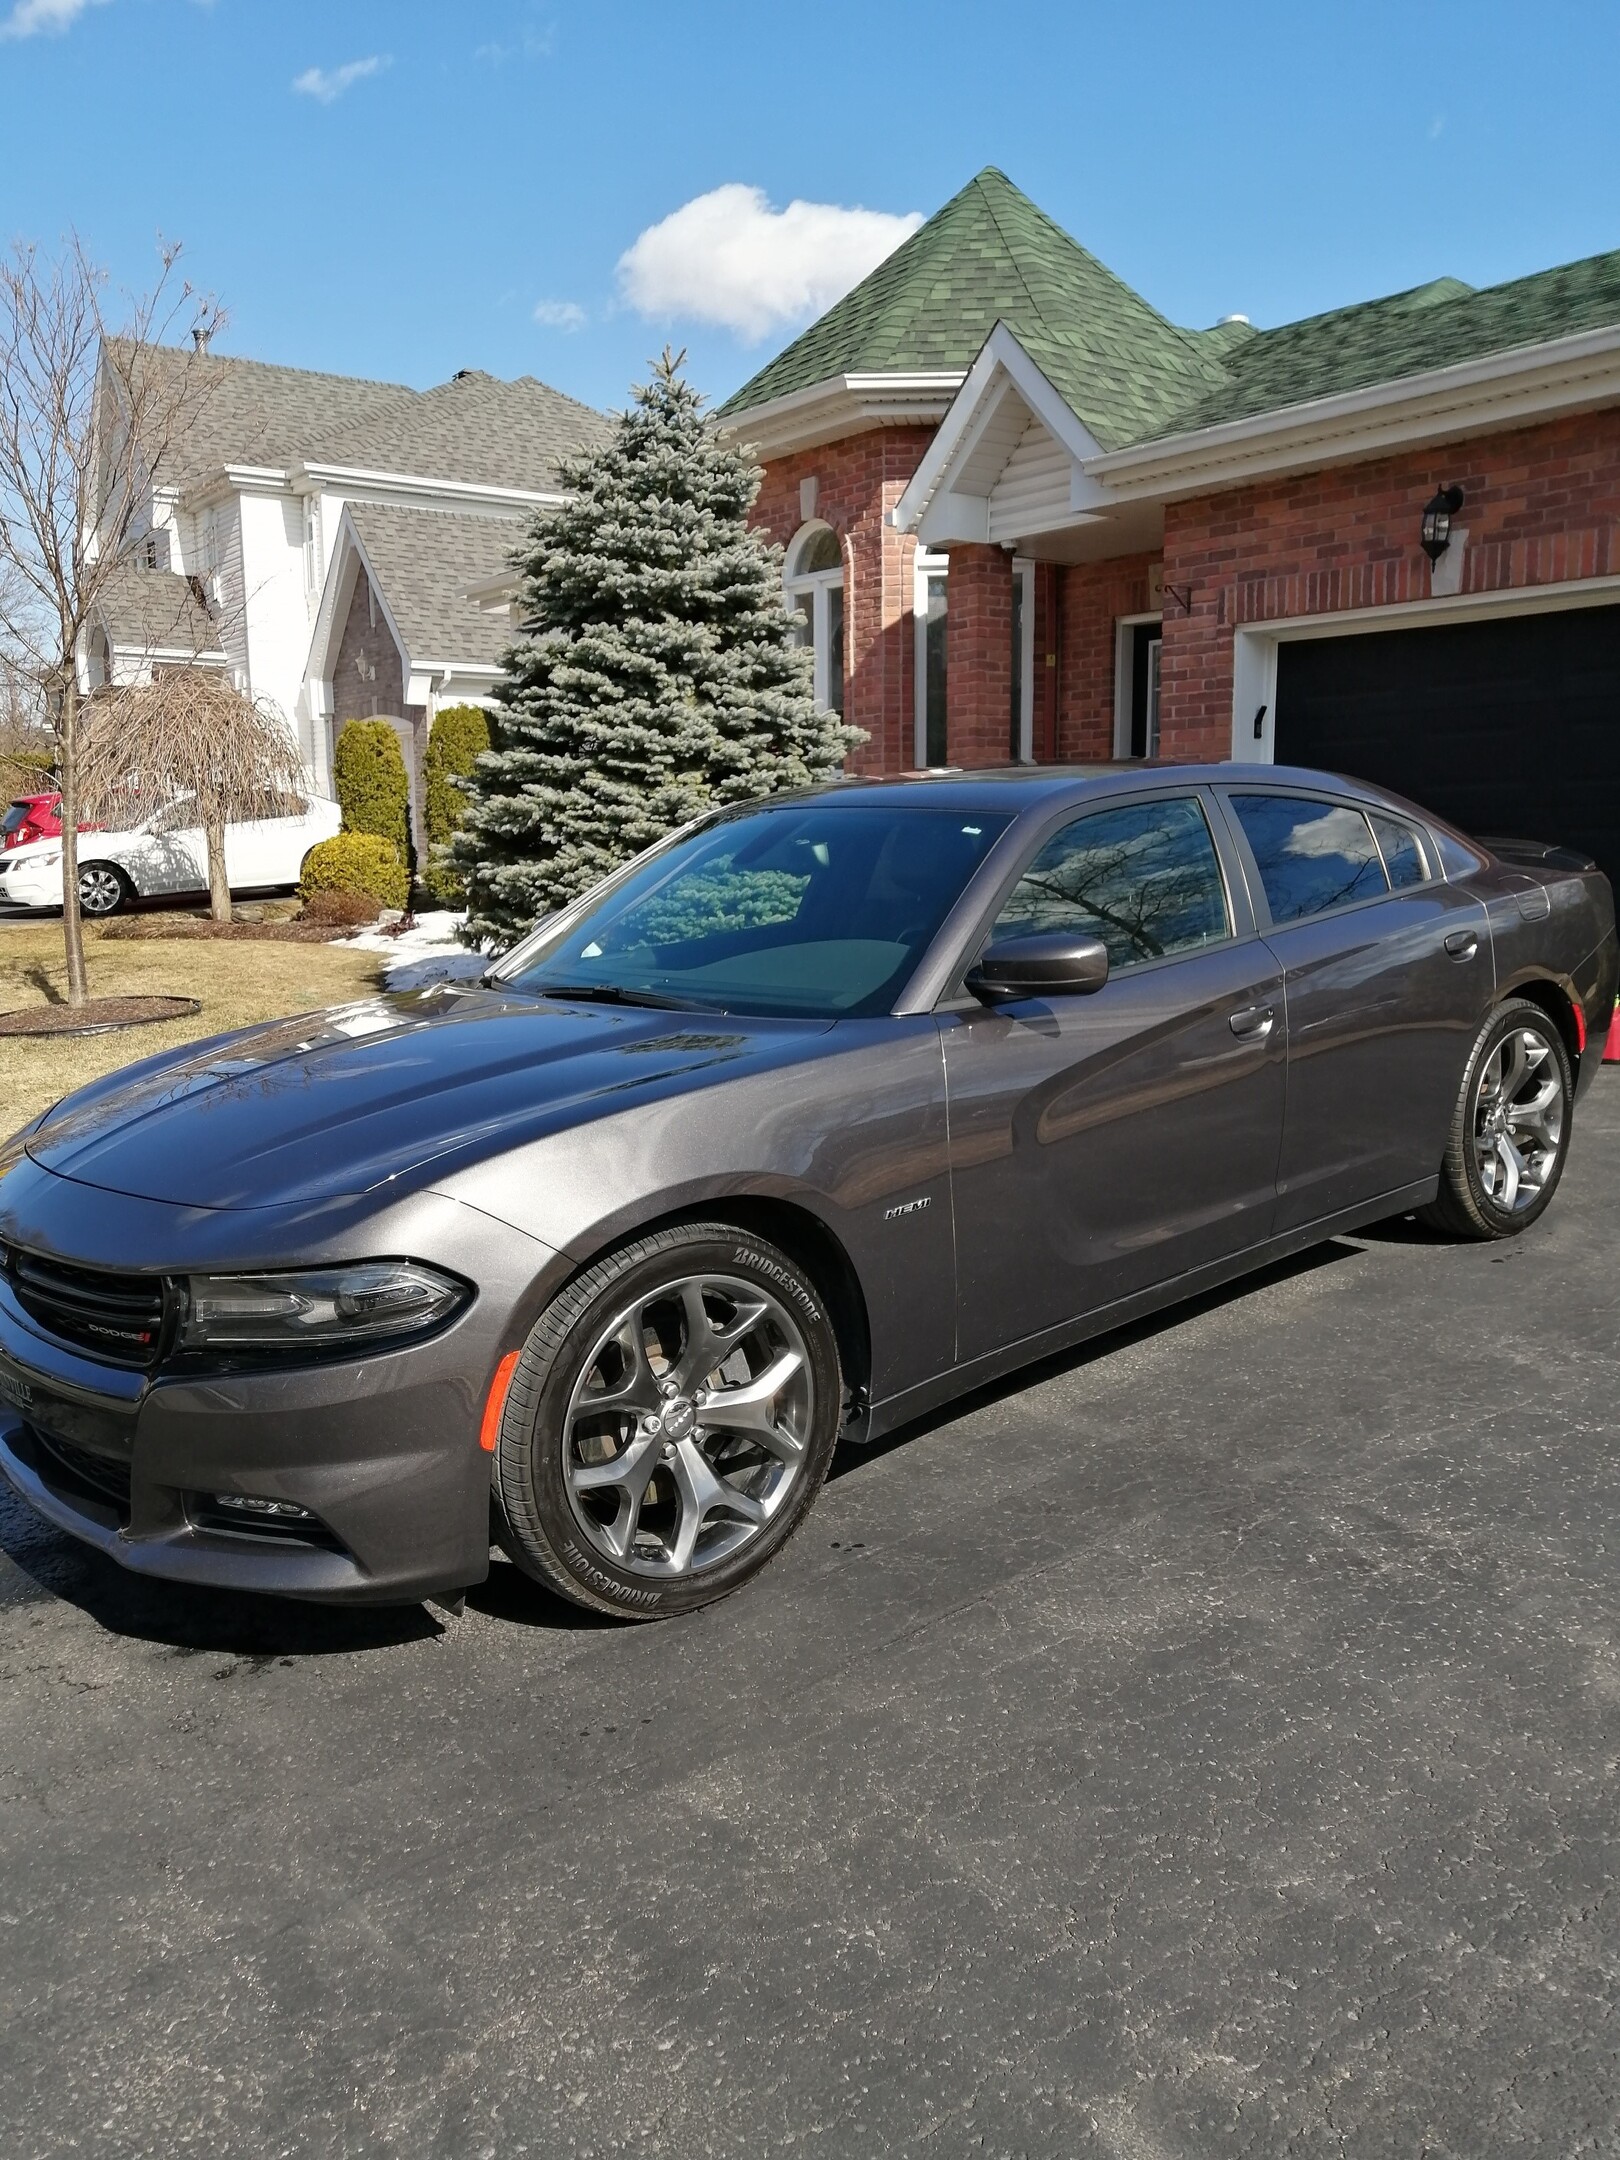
xmin=77 ymin=862 xmax=131 ymax=918
xmin=1419 ymin=998 xmax=1573 ymax=1239
xmin=495 ymin=1223 xmax=842 ymax=1619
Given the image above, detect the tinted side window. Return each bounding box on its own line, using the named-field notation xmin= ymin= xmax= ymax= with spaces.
xmin=1369 ymin=813 xmax=1430 ymax=890
xmin=993 ymin=797 xmax=1229 ymax=972
xmin=1229 ymin=794 xmax=1388 ymax=924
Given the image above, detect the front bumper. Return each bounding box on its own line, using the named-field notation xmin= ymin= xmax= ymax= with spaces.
xmin=0 ymin=1184 xmax=564 ymax=1605
xmin=0 ymin=1303 xmax=497 ymax=1603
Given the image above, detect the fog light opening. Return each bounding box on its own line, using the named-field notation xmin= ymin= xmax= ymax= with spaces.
xmin=210 ymin=1494 xmax=317 ymax=1521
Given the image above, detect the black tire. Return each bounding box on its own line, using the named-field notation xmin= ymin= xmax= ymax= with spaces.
xmin=77 ymin=861 xmax=131 ymax=918
xmin=1419 ymin=997 xmax=1574 ymax=1240
xmin=494 ymin=1223 xmax=842 ymax=1620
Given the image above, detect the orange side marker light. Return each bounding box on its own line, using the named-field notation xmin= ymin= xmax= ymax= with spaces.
xmin=480 ymin=1351 xmax=520 ymax=1452
xmin=1572 ymin=998 xmax=1587 ymax=1055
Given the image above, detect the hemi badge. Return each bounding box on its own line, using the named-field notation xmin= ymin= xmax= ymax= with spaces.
xmin=884 ymin=1196 xmax=932 ymax=1221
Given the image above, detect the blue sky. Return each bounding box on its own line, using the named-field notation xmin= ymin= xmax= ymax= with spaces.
xmin=2 ymin=0 xmax=1617 ymax=416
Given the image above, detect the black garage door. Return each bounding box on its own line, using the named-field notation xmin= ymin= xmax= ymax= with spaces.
xmin=1275 ymin=602 xmax=1620 ymax=886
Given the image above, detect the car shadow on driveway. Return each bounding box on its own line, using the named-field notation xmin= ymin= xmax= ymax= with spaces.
xmin=0 ymin=1483 xmax=442 ymax=1656
xmin=830 ymin=1235 xmax=1369 ymax=1482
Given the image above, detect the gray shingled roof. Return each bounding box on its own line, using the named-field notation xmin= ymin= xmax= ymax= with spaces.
xmin=110 ymin=343 xmax=610 ymax=493
xmin=347 ymin=506 xmax=521 ymax=668
xmin=94 ymin=567 xmax=223 ymax=656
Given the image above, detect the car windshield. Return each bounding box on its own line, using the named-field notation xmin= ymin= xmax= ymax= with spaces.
xmin=498 ymin=801 xmax=1013 ymax=1018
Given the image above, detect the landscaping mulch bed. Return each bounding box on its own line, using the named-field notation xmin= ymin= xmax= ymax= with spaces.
xmin=100 ymin=917 xmax=349 ymax=943
xmin=0 ymin=995 xmax=201 ymax=1038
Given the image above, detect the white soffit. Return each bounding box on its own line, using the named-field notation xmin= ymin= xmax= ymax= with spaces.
xmin=895 ymin=323 xmax=1113 ymax=543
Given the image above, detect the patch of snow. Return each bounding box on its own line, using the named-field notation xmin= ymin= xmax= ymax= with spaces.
xmin=337 ymin=909 xmax=489 ymax=989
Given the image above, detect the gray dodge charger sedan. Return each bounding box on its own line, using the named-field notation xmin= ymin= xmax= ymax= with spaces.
xmin=1 ymin=766 xmax=1614 ymax=1619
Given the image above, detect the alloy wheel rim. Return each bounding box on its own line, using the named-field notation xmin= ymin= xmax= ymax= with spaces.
xmin=1472 ymin=1024 xmax=1564 ymax=1214
xmin=78 ymin=867 xmax=121 ymax=914
xmin=561 ymin=1272 xmax=814 ymax=1579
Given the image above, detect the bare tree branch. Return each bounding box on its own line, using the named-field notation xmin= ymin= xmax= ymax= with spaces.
xmin=0 ymin=233 xmax=223 ymax=1000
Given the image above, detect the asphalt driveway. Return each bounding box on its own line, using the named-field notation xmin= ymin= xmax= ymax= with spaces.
xmin=3 ymin=1075 xmax=1618 ymax=2159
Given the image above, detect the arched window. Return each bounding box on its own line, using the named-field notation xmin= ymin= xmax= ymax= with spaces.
xmin=784 ymin=523 xmax=845 ymax=718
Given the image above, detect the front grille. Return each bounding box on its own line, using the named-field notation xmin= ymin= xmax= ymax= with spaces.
xmin=31 ymin=1429 xmax=133 ymax=1520
xmin=3 ymin=1243 xmax=168 ymax=1367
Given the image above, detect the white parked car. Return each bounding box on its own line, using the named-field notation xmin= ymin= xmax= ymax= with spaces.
xmin=0 ymin=790 xmax=342 ymax=917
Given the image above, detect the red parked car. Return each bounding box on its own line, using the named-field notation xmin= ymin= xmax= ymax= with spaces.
xmin=2 ymin=793 xmax=63 ymax=850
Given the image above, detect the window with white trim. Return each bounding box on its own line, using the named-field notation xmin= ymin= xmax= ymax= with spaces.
xmin=914 ymin=548 xmax=948 ymax=767
xmin=784 ymin=523 xmax=845 ymax=717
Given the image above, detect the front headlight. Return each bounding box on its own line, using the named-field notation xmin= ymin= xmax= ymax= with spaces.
xmin=31 ymin=849 xmax=61 ymax=870
xmin=176 ymin=1260 xmax=470 ymax=1351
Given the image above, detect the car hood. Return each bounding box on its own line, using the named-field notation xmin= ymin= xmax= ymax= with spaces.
xmin=22 ymin=985 xmax=834 ymax=1210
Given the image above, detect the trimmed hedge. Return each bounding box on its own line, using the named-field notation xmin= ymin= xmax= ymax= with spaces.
xmin=422 ymin=703 xmax=492 ymax=905
xmin=298 ymin=832 xmax=409 ymax=914
xmin=333 ymin=721 xmax=411 ymax=870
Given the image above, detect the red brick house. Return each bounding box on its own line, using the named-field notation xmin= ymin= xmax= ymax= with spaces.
xmin=720 ymin=169 xmax=1620 ymax=882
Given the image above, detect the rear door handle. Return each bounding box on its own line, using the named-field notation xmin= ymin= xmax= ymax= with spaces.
xmin=1444 ymin=930 xmax=1479 ymax=960
xmin=1229 ymin=1003 xmax=1275 ymax=1040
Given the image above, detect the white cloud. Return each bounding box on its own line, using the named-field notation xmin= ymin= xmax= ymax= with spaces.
xmin=0 ymin=0 xmax=112 ymax=40
xmin=1429 ymin=113 xmax=1447 ymax=139
xmin=617 ymin=183 xmax=924 ymax=342
xmin=533 ymin=299 xmax=586 ymax=331
xmin=293 ymin=54 xmax=388 ymax=104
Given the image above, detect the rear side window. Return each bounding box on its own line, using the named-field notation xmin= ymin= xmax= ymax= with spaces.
xmin=1369 ymin=813 xmax=1430 ymax=890
xmin=1229 ymin=794 xmax=1388 ymax=924
xmin=993 ymin=796 xmax=1230 ymax=972
xmin=2 ymin=804 xmax=28 ymax=837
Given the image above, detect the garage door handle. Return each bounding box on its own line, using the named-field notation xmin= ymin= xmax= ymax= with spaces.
xmin=1229 ymin=1004 xmax=1275 ymax=1039
xmin=1444 ymin=931 xmax=1479 ymax=960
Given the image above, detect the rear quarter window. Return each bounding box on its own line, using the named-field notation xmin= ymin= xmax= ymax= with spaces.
xmin=1229 ymin=793 xmax=1389 ymax=925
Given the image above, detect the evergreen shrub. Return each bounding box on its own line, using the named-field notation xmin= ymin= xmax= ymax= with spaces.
xmin=298 ymin=831 xmax=408 ymax=913
xmin=423 ymin=703 xmax=492 ymax=904
xmin=333 ymin=721 xmax=411 ymax=869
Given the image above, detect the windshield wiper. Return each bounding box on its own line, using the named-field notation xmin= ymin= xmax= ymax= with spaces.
xmin=529 ymin=983 xmax=700 ymax=1011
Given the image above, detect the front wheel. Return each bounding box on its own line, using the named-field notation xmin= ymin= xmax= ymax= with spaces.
xmin=495 ymin=1224 xmax=843 ymax=1619
xmin=1419 ymin=998 xmax=1573 ymax=1239
xmin=77 ymin=862 xmax=131 ymax=918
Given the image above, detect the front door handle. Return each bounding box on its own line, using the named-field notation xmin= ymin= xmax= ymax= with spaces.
xmin=1444 ymin=930 xmax=1479 ymax=960
xmin=1229 ymin=1003 xmax=1276 ymax=1040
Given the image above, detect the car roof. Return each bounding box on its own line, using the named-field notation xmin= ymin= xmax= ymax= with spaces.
xmin=779 ymin=762 xmax=1422 ymax=819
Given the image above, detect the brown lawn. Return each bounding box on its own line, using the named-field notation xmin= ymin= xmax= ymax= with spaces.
xmin=0 ymin=917 xmax=384 ymax=1132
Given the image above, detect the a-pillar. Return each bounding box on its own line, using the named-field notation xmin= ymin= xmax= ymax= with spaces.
xmin=945 ymin=544 xmax=1014 ymax=766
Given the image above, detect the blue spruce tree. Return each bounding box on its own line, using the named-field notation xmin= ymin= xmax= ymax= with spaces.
xmin=455 ymin=350 xmax=860 ymax=946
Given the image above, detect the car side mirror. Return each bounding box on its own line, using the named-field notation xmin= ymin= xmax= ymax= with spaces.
xmin=965 ymin=931 xmax=1111 ymax=1003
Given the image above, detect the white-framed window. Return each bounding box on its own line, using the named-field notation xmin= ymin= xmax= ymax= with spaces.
xmin=1113 ymin=612 xmax=1164 ymax=759
xmin=1010 ymin=557 xmax=1036 ymax=762
xmin=784 ymin=522 xmax=845 ymax=716
xmin=913 ymin=548 xmax=949 ymax=767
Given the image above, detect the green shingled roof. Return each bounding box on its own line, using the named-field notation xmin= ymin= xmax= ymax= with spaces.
xmin=1142 ymin=250 xmax=1620 ymax=442
xmin=722 ymin=167 xmax=1620 ymax=459
xmin=719 ymin=168 xmax=1228 ymax=452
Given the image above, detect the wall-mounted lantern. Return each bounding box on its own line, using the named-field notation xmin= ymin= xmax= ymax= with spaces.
xmin=1421 ymin=485 xmax=1466 ymax=564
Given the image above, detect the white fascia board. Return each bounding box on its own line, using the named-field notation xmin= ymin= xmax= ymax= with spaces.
xmin=292 ymin=462 xmax=565 ymax=513
xmin=717 ymin=372 xmax=965 ymax=459
xmin=896 ymin=325 xmax=1113 ymax=539
xmin=1085 ymin=322 xmax=1620 ymax=500
xmin=107 ymin=640 xmax=229 ymax=665
xmin=464 ymin=570 xmax=521 ymax=606
xmin=303 ymin=504 xmax=410 ymax=686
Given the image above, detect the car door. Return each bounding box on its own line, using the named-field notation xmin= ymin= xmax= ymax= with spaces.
xmin=122 ymin=797 xmax=206 ymax=896
xmin=1217 ymin=788 xmax=1492 ymax=1232
xmin=224 ymin=790 xmax=307 ymax=890
xmin=942 ymin=790 xmax=1286 ymax=1366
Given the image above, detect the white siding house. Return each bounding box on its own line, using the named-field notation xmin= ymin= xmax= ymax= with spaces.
xmin=87 ymin=347 xmax=608 ymax=821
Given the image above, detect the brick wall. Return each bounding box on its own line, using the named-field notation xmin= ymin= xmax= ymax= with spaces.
xmin=1055 ymin=552 xmax=1158 ymax=760
xmin=331 ymin=563 xmax=426 ymax=850
xmin=943 ymin=544 xmax=1014 ymax=765
xmin=751 ymin=427 xmax=935 ymax=774
xmin=1159 ymin=406 xmax=1620 ymax=760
